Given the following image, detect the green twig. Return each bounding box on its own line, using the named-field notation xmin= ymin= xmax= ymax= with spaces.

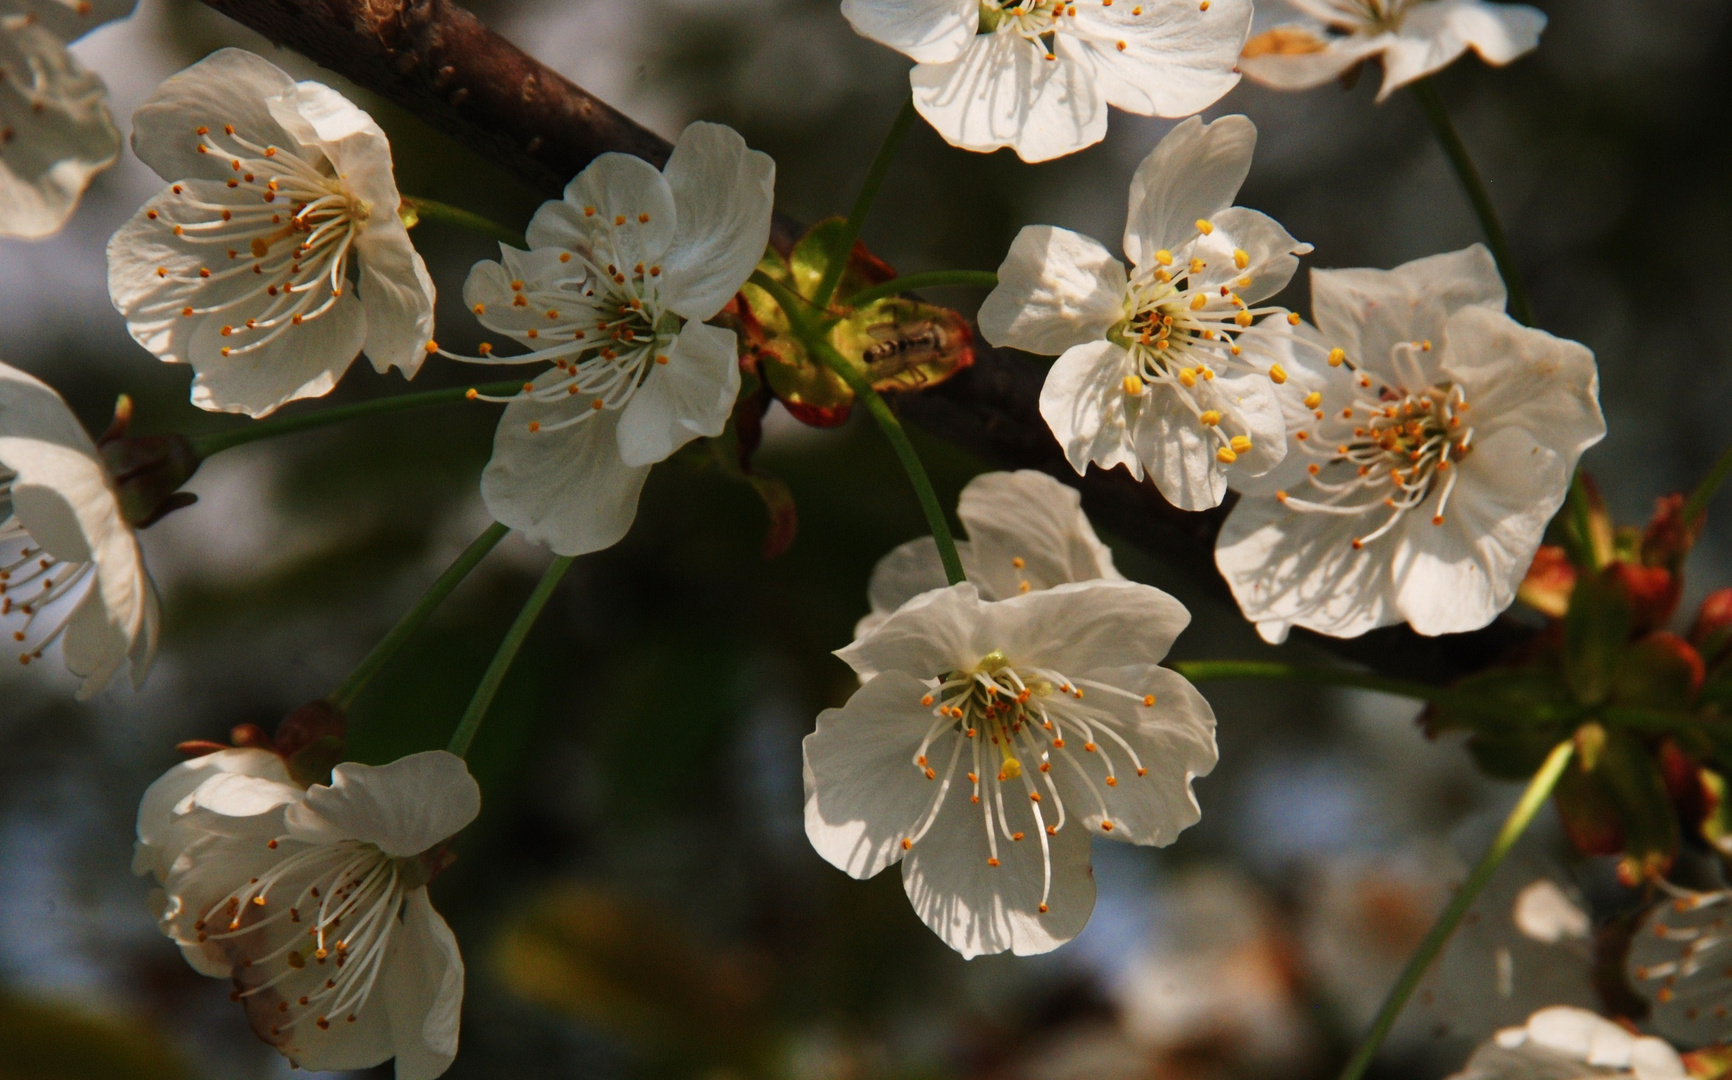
xmin=1685 ymin=439 xmax=1732 ymax=529
xmin=187 ymin=379 xmax=526 ymax=458
xmin=750 ymin=270 xmax=965 ymax=585
xmin=329 ymin=522 xmax=511 ymax=711
xmin=1409 ymin=79 xmax=1534 ymax=327
xmin=400 ymin=196 xmax=527 ymax=248
xmin=1336 ymin=739 xmax=1576 ymax=1080
xmin=1170 ymin=660 xmax=1562 ymax=723
xmin=812 ymin=97 xmax=918 ymax=311
xmin=447 ymin=555 xmax=576 ymax=759
xmin=844 ymin=270 xmax=999 ymax=310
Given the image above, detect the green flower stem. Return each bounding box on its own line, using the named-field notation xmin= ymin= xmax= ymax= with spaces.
xmin=1337 ymin=738 xmax=1575 ymax=1080
xmin=1684 ymin=438 xmax=1732 ymax=529
xmin=329 ymin=522 xmax=511 ymax=711
xmin=812 ymin=97 xmax=918 ymax=311
xmin=1566 ymin=471 xmax=1604 ymax=571
xmin=844 ymin=269 xmax=999 ymax=310
xmin=447 ymin=555 xmax=576 ymax=759
xmin=187 ymin=379 xmax=527 ymax=458
xmin=1409 ymin=78 xmax=1534 ymax=327
xmin=1172 ymin=660 xmax=1537 ymax=721
xmin=400 ymin=196 xmax=526 ymax=248
xmin=749 ymin=269 xmax=966 ymax=586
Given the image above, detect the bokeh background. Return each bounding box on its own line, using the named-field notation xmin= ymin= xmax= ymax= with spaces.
xmin=1 ymin=0 xmax=1728 ymax=1076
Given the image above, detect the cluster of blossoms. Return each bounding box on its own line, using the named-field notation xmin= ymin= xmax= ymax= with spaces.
xmin=0 ymin=0 xmax=1688 ymax=1074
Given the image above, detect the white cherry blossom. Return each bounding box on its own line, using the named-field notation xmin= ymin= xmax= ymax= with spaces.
xmin=858 ymin=469 xmax=1122 ymax=640
xmin=980 ymin=115 xmax=1310 ymax=510
xmin=0 ymin=357 xmax=157 ymax=696
xmin=805 ymin=579 xmax=1217 ymax=957
xmin=0 ymin=0 xmax=134 ymax=238
xmin=1628 ymin=888 xmax=1732 ymax=1047
xmin=841 ymin=0 xmax=1251 ymax=162
xmin=1215 ymin=245 xmax=1605 ymax=642
xmin=1240 ymin=0 xmax=1545 ymax=101
xmin=107 ymin=48 xmax=436 ymax=418
xmin=447 ymin=122 xmax=774 ymax=557
xmin=1446 ymin=1007 xmax=1686 ymax=1080
xmin=136 ymin=749 xmax=477 ymax=1080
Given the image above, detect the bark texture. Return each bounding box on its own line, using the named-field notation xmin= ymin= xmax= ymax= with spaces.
xmin=194 ymin=0 xmax=1534 ymax=683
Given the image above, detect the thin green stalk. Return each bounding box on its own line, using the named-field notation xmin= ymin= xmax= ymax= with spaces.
xmin=447 ymin=555 xmax=576 ymax=759
xmin=812 ymin=97 xmax=918 ymax=311
xmin=845 ymin=270 xmax=999 ymax=310
xmin=1337 ymin=739 xmax=1576 ymax=1080
xmin=1566 ymin=471 xmax=1603 ymax=571
xmin=751 ymin=270 xmax=966 ymax=585
xmin=401 ymin=196 xmax=526 ymax=248
xmin=1409 ymin=79 xmax=1534 ymax=327
xmin=329 ymin=522 xmax=510 ymax=711
xmin=1685 ymin=439 xmax=1732 ymax=529
xmin=188 ymin=379 xmax=526 ymax=458
xmin=1170 ymin=660 xmax=1569 ymax=724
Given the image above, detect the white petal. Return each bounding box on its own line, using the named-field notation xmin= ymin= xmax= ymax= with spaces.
xmin=615 ymin=320 xmax=740 ymax=468
xmin=840 ymin=0 xmax=977 ymax=63
xmin=1439 ymin=306 xmax=1605 ymax=466
xmin=901 ymin=770 xmax=1096 ymax=957
xmin=382 ymin=889 xmax=464 ymax=1080
xmin=0 ymin=358 xmax=95 ymax=454
xmin=978 ymin=225 xmax=1127 ymax=355
xmin=1511 ymin=880 xmax=1590 ymax=944
xmin=0 ymin=23 xmax=119 ymax=239
xmin=837 ymin=581 xmax=986 ymax=680
xmin=355 ymin=217 xmax=437 ymax=378
xmin=481 ymin=375 xmax=651 ymax=558
xmin=1039 ymin=339 xmax=1144 ymax=479
xmin=1308 ymin=244 xmax=1505 ymax=384
xmin=1066 ymin=0 xmax=1249 ymax=118
xmin=273 ymin=79 xmax=400 ymax=210
xmin=910 ymin=33 xmax=1107 ymax=163
xmin=1131 ymin=367 xmax=1287 ymax=511
xmin=180 ymin=770 xmax=303 ymax=824
xmin=1631 ymin=1038 xmax=1688 ymax=1080
xmin=1046 ymin=664 xmax=1216 ymax=844
xmin=862 ymin=536 xmax=958 ymax=634
xmin=1123 ymin=114 xmax=1253 ymax=270
xmin=1524 ymin=1006 xmax=1633 ymax=1061
xmin=803 ymin=670 xmax=951 ymax=879
xmin=976 ymin=579 xmax=1191 ymax=674
xmin=287 ymin=751 xmax=480 ymax=857
xmin=159 ymin=832 xmax=294 ymax=978
xmin=659 ymin=122 xmax=775 ymax=322
xmin=133 ymin=748 xmax=289 ymax=880
xmin=1216 ymin=491 xmax=1394 ymax=643
xmin=1391 ymin=425 xmax=1564 ymax=636
xmin=526 ymin=152 xmax=677 ymax=272
xmin=1377 ymin=0 xmax=1544 ymax=99
xmin=957 ymin=469 xmax=1123 ymax=599
xmin=1239 ymin=25 xmax=1392 ymax=92
xmin=1185 ymin=205 xmax=1310 ymax=304
xmin=17 ymin=0 xmax=136 ymax=43
xmin=461 ymin=245 xmax=574 ymax=349
xmin=129 ymin=49 xmax=310 ymax=185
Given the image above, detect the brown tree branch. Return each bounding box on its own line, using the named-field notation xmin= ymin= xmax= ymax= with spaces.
xmin=194 ymin=0 xmax=1535 ymax=684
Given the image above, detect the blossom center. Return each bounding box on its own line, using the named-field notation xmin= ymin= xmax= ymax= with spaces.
xmin=141 ymin=124 xmax=372 ymax=359
xmin=0 ymin=475 xmax=96 ymax=668
xmin=1277 ymin=343 xmax=1475 ymax=547
xmin=194 ymin=837 xmax=411 ymax=1055
xmin=900 ymin=651 xmax=1159 ymax=914
xmin=978 ymin=0 xmax=1063 ymax=39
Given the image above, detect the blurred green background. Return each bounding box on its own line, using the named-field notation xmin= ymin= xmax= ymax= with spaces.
xmin=0 ymin=0 xmax=1726 ymax=1077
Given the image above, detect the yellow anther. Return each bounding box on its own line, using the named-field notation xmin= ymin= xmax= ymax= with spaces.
xmin=1233 ymin=248 xmax=1249 ymax=269
xmin=1230 ymin=435 xmax=1253 ymax=453
xmin=1216 ymin=447 xmax=1237 ymax=464
xmin=1235 ymin=310 xmax=1254 ymax=327
xmin=1195 ymin=219 xmax=1214 ymax=235
xmin=1189 ymin=258 xmax=1206 ymax=275
xmin=1327 ymin=347 xmax=1346 ymax=367
xmin=1122 ymin=374 xmax=1144 ymax=395
xmin=1303 ymin=391 xmax=1322 ymax=408
xmin=1269 ymin=364 xmax=1288 ymax=384
xmin=1199 ymin=410 xmax=1221 ymax=426
xmin=1155 ymin=249 xmax=1174 ymax=266
xmin=1287 ymin=312 xmax=1301 ymax=325
xmin=1200 ymin=366 xmax=1215 ymax=380
xmin=1189 ymin=293 xmax=1208 ymax=311
xmin=1178 ymin=368 xmax=1196 ymax=388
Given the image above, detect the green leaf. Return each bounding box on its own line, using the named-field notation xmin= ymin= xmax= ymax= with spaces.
xmin=1423 ymin=665 xmax=1574 ymax=779
xmin=1564 ymin=571 xmax=1634 ymax=706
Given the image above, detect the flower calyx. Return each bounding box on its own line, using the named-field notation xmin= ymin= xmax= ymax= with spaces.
xmin=176 ymin=698 xmax=348 ymax=789
xmin=94 ymin=395 xmax=201 ymax=529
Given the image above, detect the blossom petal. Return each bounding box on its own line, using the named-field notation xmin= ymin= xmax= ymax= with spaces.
xmin=660 ymin=122 xmax=776 ymax=322
xmin=840 ymin=0 xmax=977 ymax=63
xmin=803 ymin=670 xmax=951 ymax=879
xmin=178 ymin=771 xmax=304 ymax=831
xmin=838 ymin=581 xmax=986 ymax=680
xmin=133 ymin=748 xmax=289 ymax=881
xmin=1185 ymin=205 xmax=1310 ymax=304
xmin=354 ymin=217 xmax=437 ymax=378
xmin=1066 ymin=0 xmax=1249 ymax=118
xmin=900 ymin=771 xmax=1096 ymax=957
xmin=911 ymin=33 xmax=1107 ymax=163
xmin=1390 ymin=426 xmax=1564 ymax=636
xmin=859 ymin=535 xmax=959 ymax=639
xmin=129 ymin=48 xmax=310 ymax=184
xmin=1046 ymin=664 xmax=1216 ymax=845
xmin=1132 ymin=366 xmax=1286 ymax=511
xmin=481 ymin=371 xmax=652 ymax=557
xmin=271 ymin=79 xmax=403 ymax=213
xmin=1216 ymin=490 xmax=1393 ymax=644
xmin=616 ymin=320 xmax=740 ymax=468
xmin=1039 ymin=339 xmax=1144 ymax=479
xmin=1239 ymin=24 xmax=1392 ymax=92
xmin=958 ymin=469 xmax=1122 ymax=599
xmin=0 ymin=23 xmax=120 ymax=239
xmin=382 ymin=889 xmax=464 ymax=1080
xmin=979 ymin=225 xmax=1127 ymax=355
xmin=1123 ymin=114 xmax=1253 ymax=271
xmin=462 ymin=244 xmax=575 ymax=349
xmin=18 ymin=0 xmax=136 ymax=43
xmin=979 ymin=579 xmax=1191 ymax=674
xmin=1440 ymin=306 xmax=1605 ymax=464
xmin=1308 ymin=244 xmax=1505 ymax=387
xmin=0 ymin=358 xmax=95 ymax=454
xmin=287 ymin=751 xmax=480 ymax=858
xmin=1377 ymin=0 xmax=1545 ymax=99
xmin=526 ymin=152 xmax=677 ymax=273
xmin=159 ymin=832 xmax=296 ymax=978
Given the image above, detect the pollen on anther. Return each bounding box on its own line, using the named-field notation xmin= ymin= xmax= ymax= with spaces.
xmin=987 ymin=857 xmax=1000 ymax=867
xmin=1327 ymin=347 xmax=1346 ymax=367
xmin=465 ymin=388 xmax=479 ymax=400
xmin=1195 ymin=219 xmax=1214 ymax=235
xmin=1142 ymin=694 xmax=1155 ymax=706
xmin=1269 ymin=364 xmax=1288 ymax=384
xmin=424 ymin=340 xmax=439 ymax=354
xmin=901 ymin=838 xmax=912 ymax=850
xmin=527 ymin=421 xmax=541 ymax=433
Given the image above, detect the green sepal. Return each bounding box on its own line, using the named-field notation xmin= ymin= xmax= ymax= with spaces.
xmin=1424 ymin=665 xmax=1574 ymax=779
xmin=1564 ymin=570 xmax=1634 ymax=706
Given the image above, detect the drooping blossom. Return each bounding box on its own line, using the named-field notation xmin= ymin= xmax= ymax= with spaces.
xmin=841 ymin=0 xmax=1251 ymax=162
xmin=446 ymin=122 xmax=774 ymax=557
xmin=0 ymin=0 xmax=134 ymax=237
xmin=1628 ymin=888 xmax=1732 ymax=1046
xmin=108 ymin=48 xmax=436 ymax=418
xmin=1215 ymin=245 xmax=1605 ymax=642
xmin=1445 ymin=1007 xmax=1685 ymax=1080
xmin=0 ymin=357 xmax=157 ymax=696
xmin=135 ymin=748 xmax=477 ymax=1080
xmin=805 ymin=579 xmax=1217 ymax=957
xmin=857 ymin=469 xmax=1121 ymax=640
xmin=979 ymin=115 xmax=1310 ymax=510
xmin=1240 ymin=0 xmax=1544 ymax=101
